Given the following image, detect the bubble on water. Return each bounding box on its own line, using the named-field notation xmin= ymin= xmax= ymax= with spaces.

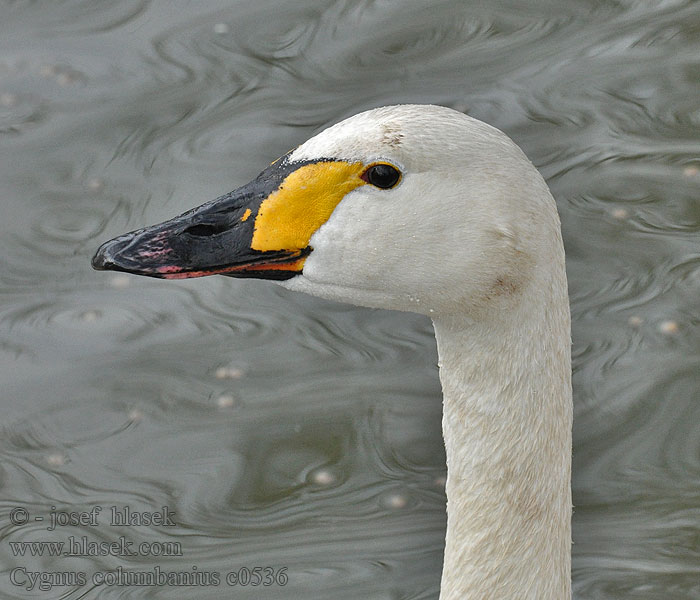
xmin=682 ymin=165 xmax=698 ymax=177
xmin=382 ymin=492 xmax=408 ymax=510
xmin=0 ymin=93 xmax=17 ymax=107
xmin=213 ymin=23 xmax=230 ymax=34
xmin=81 ymin=310 xmax=101 ymax=322
xmin=215 ymin=366 xmax=245 ymax=380
xmin=216 ymin=393 xmax=237 ymax=409
xmin=86 ymin=177 xmax=104 ymax=191
xmin=46 ymin=453 xmax=66 ymax=466
xmin=110 ymin=274 xmax=131 ymax=289
xmin=658 ymin=320 xmax=679 ymax=335
xmin=628 ymin=315 xmax=643 ymax=328
xmin=128 ymin=408 xmax=143 ymax=423
xmin=56 ymin=72 xmax=75 ymax=86
xmin=611 ymin=208 xmax=629 ymax=219
xmin=308 ymin=468 xmax=336 ymax=486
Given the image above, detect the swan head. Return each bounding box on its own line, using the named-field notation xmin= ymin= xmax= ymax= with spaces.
xmin=93 ymin=104 xmax=560 ymax=316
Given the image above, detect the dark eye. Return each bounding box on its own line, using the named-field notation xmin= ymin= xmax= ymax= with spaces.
xmin=362 ymin=164 xmax=401 ymax=189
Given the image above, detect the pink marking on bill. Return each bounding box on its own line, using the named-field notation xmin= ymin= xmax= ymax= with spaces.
xmin=160 ymin=270 xmax=216 ymax=279
xmin=138 ymin=247 xmax=170 ymax=259
xmin=156 ymin=264 xmax=248 ymax=279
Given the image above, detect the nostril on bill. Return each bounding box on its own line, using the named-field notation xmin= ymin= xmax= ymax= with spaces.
xmin=184 ymin=223 xmax=228 ymax=237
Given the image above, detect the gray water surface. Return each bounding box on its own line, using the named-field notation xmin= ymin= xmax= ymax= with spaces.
xmin=1 ymin=1 xmax=699 ymax=598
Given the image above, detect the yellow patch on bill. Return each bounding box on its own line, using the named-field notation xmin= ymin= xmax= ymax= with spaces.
xmin=251 ymin=161 xmax=366 ymax=252
xmin=240 ymin=208 xmax=252 ymax=222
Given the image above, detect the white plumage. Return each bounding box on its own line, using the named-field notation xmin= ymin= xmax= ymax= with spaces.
xmin=93 ymin=104 xmax=573 ymax=599
xmin=283 ymin=105 xmax=572 ymax=599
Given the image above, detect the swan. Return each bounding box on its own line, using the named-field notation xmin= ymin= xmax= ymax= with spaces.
xmin=92 ymin=104 xmax=572 ymax=599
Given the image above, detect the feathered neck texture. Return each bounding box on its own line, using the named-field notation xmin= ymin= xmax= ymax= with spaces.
xmin=432 ymin=255 xmax=572 ymax=600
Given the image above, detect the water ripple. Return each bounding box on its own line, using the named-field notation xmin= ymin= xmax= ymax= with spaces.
xmin=1 ymin=0 xmax=700 ymax=598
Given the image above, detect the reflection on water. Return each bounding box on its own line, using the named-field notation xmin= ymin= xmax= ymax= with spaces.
xmin=1 ymin=0 xmax=699 ymax=598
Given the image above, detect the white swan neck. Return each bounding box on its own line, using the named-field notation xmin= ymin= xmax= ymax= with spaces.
xmin=432 ymin=291 xmax=572 ymax=600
